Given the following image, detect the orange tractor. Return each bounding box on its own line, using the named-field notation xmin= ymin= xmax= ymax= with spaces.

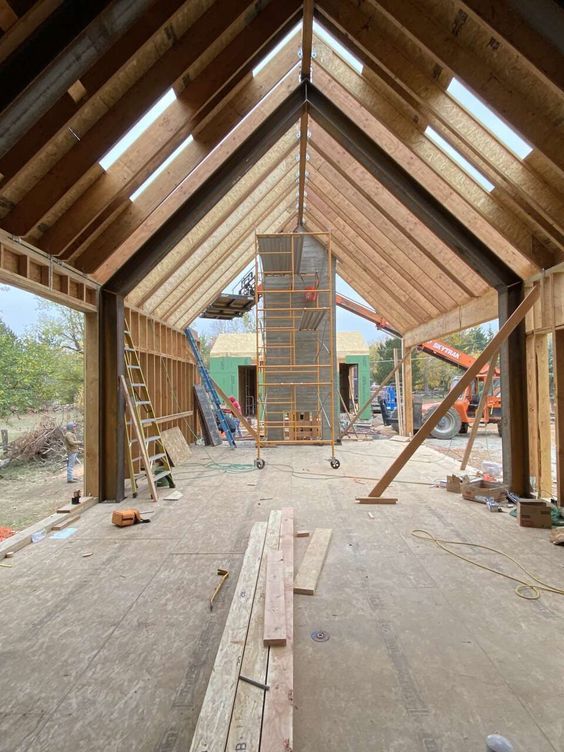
xmin=336 ymin=294 xmax=502 ymax=440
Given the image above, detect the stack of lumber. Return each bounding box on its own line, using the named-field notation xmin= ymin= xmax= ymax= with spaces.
xmin=189 ymin=508 xmax=294 ymax=752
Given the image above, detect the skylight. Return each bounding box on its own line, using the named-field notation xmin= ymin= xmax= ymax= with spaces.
xmin=313 ymin=20 xmax=363 ymax=74
xmin=425 ymin=126 xmax=494 ymax=192
xmin=447 ymin=78 xmax=533 ymax=160
xmin=99 ymin=88 xmax=177 ymax=170
xmin=130 ymin=134 xmax=193 ymax=201
xmin=252 ymin=22 xmax=301 ymax=77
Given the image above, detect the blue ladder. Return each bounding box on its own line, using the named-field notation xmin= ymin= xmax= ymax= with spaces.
xmin=184 ymin=327 xmax=236 ymax=448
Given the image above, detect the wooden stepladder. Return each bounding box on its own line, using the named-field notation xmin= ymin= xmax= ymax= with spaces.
xmin=122 ymin=323 xmax=174 ymax=500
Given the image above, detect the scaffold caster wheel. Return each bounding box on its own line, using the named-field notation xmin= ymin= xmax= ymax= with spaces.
xmin=330 ymin=458 xmax=340 ymax=469
xmin=255 ymin=458 xmax=266 ymax=469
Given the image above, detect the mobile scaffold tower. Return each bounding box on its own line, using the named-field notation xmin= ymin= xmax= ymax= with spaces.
xmin=254 ymin=231 xmax=340 ymax=469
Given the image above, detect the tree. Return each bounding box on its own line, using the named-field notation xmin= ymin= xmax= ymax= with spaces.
xmin=35 ymin=299 xmax=84 ymax=353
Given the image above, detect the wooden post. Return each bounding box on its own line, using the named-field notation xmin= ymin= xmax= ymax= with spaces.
xmin=460 ymin=354 xmax=498 ymax=471
xmin=0 ymin=429 xmax=7 ymax=456
xmin=393 ymin=349 xmax=404 ymax=435
xmin=499 ymin=283 xmax=531 ymax=495
xmin=84 ymin=310 xmax=99 ymax=498
xmin=356 ymin=286 xmax=539 ymax=502
xmin=99 ymin=289 xmax=125 ymax=502
xmin=535 ymin=334 xmax=552 ymax=498
xmin=402 ymin=345 xmax=413 ymax=436
xmin=554 ymin=328 xmax=564 ymax=507
xmin=340 ymin=346 xmax=410 ymax=438
xmin=525 ymin=333 xmax=539 ymax=491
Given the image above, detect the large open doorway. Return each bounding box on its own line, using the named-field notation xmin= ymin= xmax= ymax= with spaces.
xmin=339 ymin=362 xmax=358 ymax=413
xmin=238 ymin=365 xmax=257 ymax=416
xmin=0 ymin=285 xmax=85 ymax=533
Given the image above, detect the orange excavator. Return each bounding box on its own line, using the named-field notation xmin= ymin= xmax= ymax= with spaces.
xmin=336 ymin=294 xmax=502 ymax=439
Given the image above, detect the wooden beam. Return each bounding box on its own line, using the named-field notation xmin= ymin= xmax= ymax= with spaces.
xmin=0 ymin=0 xmax=129 ymax=155
xmin=261 ymin=507 xmax=294 ymax=752
xmin=264 ymin=550 xmax=287 ymax=646
xmin=226 ymin=511 xmax=281 ymax=751
xmin=498 ymin=283 xmax=530 ymax=494
xmin=317 ymin=0 xmax=563 ymax=174
xmin=306 ymin=83 xmax=520 ymax=289
xmin=39 ymin=9 xmax=301 ymax=256
xmin=310 ymin=69 xmax=540 ymax=277
xmin=308 ymin=173 xmax=461 ymax=313
xmin=307 ymin=189 xmax=441 ymax=321
xmin=459 ymin=0 xmax=564 ymax=96
xmin=0 ymin=233 xmax=98 ymax=312
xmin=296 ymin=108 xmax=309 ymax=225
xmin=189 ymin=521 xmax=267 ymax=752
xmin=1 ymin=0 xmax=257 ymax=234
xmin=403 ymin=291 xmax=498 ymax=348
xmin=300 ymin=0 xmax=314 ymax=81
xmin=360 ymin=286 xmax=539 ymax=500
xmin=0 ymin=1 xmax=17 ymax=31
xmin=178 ymin=208 xmax=296 ymax=326
xmin=308 ymin=148 xmax=483 ymax=299
xmin=144 ymin=156 xmax=297 ymax=319
xmin=104 ymin=85 xmax=305 ymax=296
xmin=175 ymin=208 xmax=293 ymax=327
xmin=81 ymin=66 xmax=302 ymax=279
xmin=0 ymin=0 xmax=62 ymax=65
xmin=293 ymin=528 xmax=332 ymax=595
xmin=402 ymin=345 xmax=414 ymax=436
xmin=84 ymin=312 xmax=99 ymax=498
xmin=306 ymin=203 xmax=418 ymax=330
xmin=340 ymin=347 xmax=408 ymax=438
xmin=212 ymin=378 xmax=258 ymax=440
xmin=0 ymin=0 xmax=190 ymax=181
xmin=554 ymin=328 xmax=564 ymax=507
xmin=460 ymin=354 xmax=498 ymax=470
xmin=534 ymin=334 xmax=552 ymax=497
xmin=99 ymin=289 xmax=125 ymax=502
xmin=312 ymin=49 xmax=563 ymax=263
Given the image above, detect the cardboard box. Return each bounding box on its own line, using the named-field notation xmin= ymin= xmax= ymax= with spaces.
xmin=446 ymin=474 xmax=468 ymax=493
xmin=517 ymin=500 xmax=552 ymax=529
xmin=461 ymin=478 xmax=507 ymax=502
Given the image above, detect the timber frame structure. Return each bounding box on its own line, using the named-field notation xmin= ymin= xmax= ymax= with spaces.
xmin=0 ymin=0 xmax=562 ymax=503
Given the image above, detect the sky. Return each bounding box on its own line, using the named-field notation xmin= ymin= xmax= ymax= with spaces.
xmin=0 ymin=285 xmax=44 ymax=334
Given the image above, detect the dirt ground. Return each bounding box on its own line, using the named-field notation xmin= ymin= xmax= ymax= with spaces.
xmin=0 ymin=408 xmax=83 ymax=531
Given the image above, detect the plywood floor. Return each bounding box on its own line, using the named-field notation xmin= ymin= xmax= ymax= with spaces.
xmin=1 ymin=441 xmax=563 ymax=752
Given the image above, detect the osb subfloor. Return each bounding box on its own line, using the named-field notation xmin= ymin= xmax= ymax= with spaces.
xmin=1 ymin=441 xmax=563 ymax=752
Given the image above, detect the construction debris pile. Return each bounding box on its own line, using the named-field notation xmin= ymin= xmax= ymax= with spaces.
xmin=6 ymin=420 xmax=66 ymax=464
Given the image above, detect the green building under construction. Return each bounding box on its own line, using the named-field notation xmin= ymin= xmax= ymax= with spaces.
xmin=209 ymin=331 xmax=371 ymax=419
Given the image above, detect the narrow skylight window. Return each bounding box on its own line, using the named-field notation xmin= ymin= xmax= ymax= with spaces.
xmin=130 ymin=134 xmax=193 ymax=201
xmin=252 ymin=22 xmax=301 ymax=77
xmin=447 ymin=78 xmax=532 ymax=160
xmin=425 ymin=126 xmax=494 ymax=192
xmin=99 ymin=88 xmax=177 ymax=170
xmin=313 ymin=20 xmax=363 ymax=74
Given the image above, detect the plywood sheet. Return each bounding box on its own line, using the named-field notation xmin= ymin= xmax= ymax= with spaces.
xmin=161 ymin=426 xmax=192 ymax=466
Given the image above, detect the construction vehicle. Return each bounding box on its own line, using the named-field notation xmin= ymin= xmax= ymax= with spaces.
xmin=336 ymin=293 xmax=502 ymax=440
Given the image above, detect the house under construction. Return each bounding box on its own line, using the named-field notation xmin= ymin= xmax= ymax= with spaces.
xmin=0 ymin=2 xmax=563 ymax=750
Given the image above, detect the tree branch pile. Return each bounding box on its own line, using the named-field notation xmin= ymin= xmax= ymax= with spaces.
xmin=7 ymin=419 xmax=66 ymax=463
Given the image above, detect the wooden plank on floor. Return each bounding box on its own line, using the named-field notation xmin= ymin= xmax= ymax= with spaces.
xmin=56 ymin=495 xmax=97 ymax=514
xmin=293 ymin=527 xmax=332 ymax=595
xmin=261 ymin=507 xmax=294 ymax=752
xmin=189 ymin=521 xmax=267 ymax=752
xmin=227 ymin=510 xmax=281 ymax=752
xmin=263 ymin=550 xmax=286 ymax=646
xmin=355 ymin=497 xmax=398 ymax=505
